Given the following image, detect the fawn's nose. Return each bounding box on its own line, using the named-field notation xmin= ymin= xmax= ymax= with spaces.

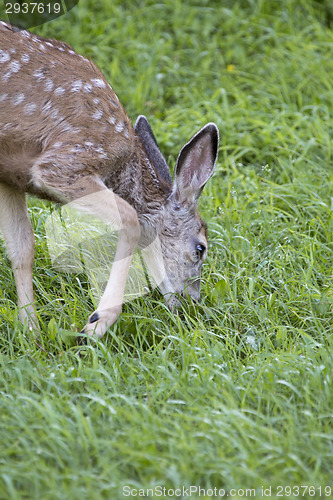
xmin=181 ymin=278 xmax=201 ymax=302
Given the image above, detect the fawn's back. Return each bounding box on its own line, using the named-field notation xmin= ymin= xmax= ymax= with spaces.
xmin=0 ymin=21 xmax=135 ymax=202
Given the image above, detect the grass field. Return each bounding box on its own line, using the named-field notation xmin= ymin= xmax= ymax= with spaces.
xmin=0 ymin=0 xmax=333 ymax=498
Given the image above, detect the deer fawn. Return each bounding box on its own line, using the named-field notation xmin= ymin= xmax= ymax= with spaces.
xmin=0 ymin=21 xmax=219 ymax=339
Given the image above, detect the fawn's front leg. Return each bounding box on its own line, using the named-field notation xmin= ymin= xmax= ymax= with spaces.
xmin=70 ymin=188 xmax=141 ymax=339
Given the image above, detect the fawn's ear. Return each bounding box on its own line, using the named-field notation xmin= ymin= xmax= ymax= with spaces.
xmin=173 ymin=123 xmax=219 ymax=204
xmin=135 ymin=115 xmax=172 ymax=185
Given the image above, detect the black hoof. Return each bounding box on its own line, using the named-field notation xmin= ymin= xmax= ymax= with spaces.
xmin=89 ymin=312 xmax=99 ymax=324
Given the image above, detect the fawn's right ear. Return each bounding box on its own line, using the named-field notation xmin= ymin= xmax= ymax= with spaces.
xmin=173 ymin=123 xmax=219 ymax=205
xmin=135 ymin=115 xmax=172 ymax=185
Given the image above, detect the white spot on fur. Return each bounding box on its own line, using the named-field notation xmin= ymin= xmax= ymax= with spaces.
xmin=92 ymin=109 xmax=103 ymax=120
xmin=95 ymin=146 xmax=108 ymax=159
xmin=68 ymin=50 xmax=75 ymax=55
xmin=21 ymin=53 xmax=30 ymax=63
xmin=10 ymin=48 xmax=16 ymax=54
xmin=91 ymin=78 xmax=106 ymax=88
xmin=45 ymin=79 xmax=54 ymax=91
xmin=71 ymin=144 xmax=85 ymax=153
xmin=84 ymin=141 xmax=94 ymax=147
xmin=45 ymin=42 xmax=54 ymax=48
xmin=53 ymin=142 xmax=63 ymax=148
xmin=24 ymin=102 xmax=37 ymax=115
xmin=20 ymin=30 xmax=31 ymax=39
xmin=10 ymin=60 xmax=21 ymax=73
xmin=115 ymin=122 xmax=124 ymax=133
xmin=93 ymin=97 xmax=100 ymax=105
xmin=2 ymin=71 xmax=12 ymax=82
xmin=0 ymin=50 xmax=10 ymax=63
xmin=33 ymin=69 xmax=44 ymax=80
xmin=39 ymin=43 xmax=46 ymax=51
xmin=50 ymin=108 xmax=59 ymax=119
xmin=0 ymin=93 xmax=7 ymax=102
xmin=108 ymin=116 xmax=116 ymax=125
xmin=83 ymin=82 xmax=92 ymax=93
xmin=124 ymin=129 xmax=130 ymax=139
xmin=71 ymin=80 xmax=82 ymax=92
xmin=55 ymin=86 xmax=65 ymax=95
xmin=57 ymin=47 xmax=65 ymax=52
xmin=12 ymin=93 xmax=25 ymax=105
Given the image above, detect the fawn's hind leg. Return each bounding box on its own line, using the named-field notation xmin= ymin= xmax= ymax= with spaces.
xmin=0 ymin=182 xmax=38 ymax=329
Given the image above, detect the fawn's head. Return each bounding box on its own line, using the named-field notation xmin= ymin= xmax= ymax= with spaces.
xmin=135 ymin=116 xmax=219 ymax=308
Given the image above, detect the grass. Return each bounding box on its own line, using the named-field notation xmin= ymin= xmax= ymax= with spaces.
xmin=0 ymin=0 xmax=333 ymax=498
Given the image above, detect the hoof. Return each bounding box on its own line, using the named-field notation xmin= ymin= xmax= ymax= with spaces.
xmin=89 ymin=312 xmax=99 ymax=324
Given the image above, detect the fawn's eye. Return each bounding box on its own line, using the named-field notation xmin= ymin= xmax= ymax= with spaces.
xmin=195 ymin=243 xmax=205 ymax=261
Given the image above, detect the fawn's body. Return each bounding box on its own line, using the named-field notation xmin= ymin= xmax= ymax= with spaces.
xmin=0 ymin=21 xmax=218 ymax=339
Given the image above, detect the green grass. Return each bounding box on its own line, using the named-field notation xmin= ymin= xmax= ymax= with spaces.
xmin=0 ymin=0 xmax=333 ymax=498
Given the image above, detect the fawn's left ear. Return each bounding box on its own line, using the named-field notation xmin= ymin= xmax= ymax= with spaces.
xmin=173 ymin=123 xmax=219 ymax=204
xmin=135 ymin=115 xmax=172 ymax=185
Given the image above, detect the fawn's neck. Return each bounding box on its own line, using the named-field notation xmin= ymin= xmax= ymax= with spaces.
xmin=104 ymin=137 xmax=172 ymax=226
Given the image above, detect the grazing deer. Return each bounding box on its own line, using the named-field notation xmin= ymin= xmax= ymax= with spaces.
xmin=0 ymin=21 xmax=219 ymax=339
